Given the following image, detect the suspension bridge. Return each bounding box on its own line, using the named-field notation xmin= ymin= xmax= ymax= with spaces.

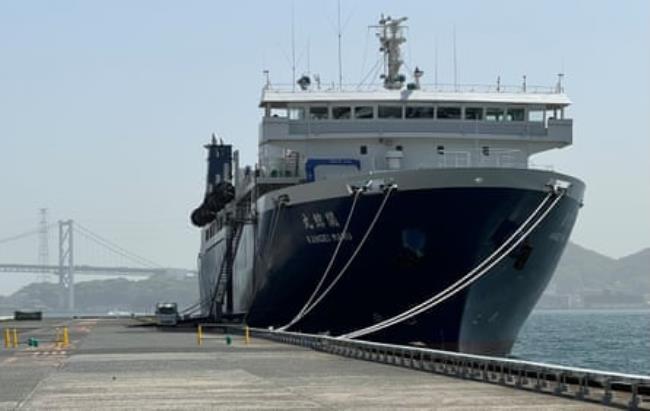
xmin=0 ymin=212 xmax=196 ymax=311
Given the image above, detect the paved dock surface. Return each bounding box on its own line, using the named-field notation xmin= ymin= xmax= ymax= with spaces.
xmin=1 ymin=318 xmax=618 ymax=409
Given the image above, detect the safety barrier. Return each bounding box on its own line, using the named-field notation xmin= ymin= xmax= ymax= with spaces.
xmin=1 ymin=326 xmax=70 ymax=349
xmin=196 ymin=324 xmax=250 ymax=347
xmin=240 ymin=327 xmax=650 ymax=410
xmin=2 ymin=328 xmax=18 ymax=349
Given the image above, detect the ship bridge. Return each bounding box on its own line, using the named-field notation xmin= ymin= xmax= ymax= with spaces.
xmin=255 ymin=15 xmax=572 ymax=182
xmin=257 ymin=84 xmax=573 ymax=182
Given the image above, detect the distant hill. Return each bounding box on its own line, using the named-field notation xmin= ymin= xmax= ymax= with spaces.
xmin=548 ymin=243 xmax=650 ymax=296
xmin=549 ymin=242 xmax=617 ymax=293
xmin=0 ymin=274 xmax=199 ymax=315
xmin=539 ymin=243 xmax=650 ymax=309
xmin=613 ymin=248 xmax=650 ymax=293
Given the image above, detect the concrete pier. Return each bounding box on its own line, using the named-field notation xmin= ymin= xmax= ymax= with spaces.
xmin=0 ymin=318 xmax=626 ymax=409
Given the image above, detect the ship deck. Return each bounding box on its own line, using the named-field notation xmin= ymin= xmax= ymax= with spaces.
xmin=0 ymin=318 xmax=633 ymax=409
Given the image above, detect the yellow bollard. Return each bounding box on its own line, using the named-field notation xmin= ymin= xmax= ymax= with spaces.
xmin=197 ymin=325 xmax=203 ymax=346
xmin=62 ymin=327 xmax=69 ymax=348
xmin=3 ymin=328 xmax=9 ymax=349
xmin=12 ymin=328 xmax=18 ymax=348
xmin=244 ymin=326 xmax=250 ymax=345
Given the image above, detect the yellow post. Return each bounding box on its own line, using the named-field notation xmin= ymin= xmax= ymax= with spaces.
xmin=62 ymin=327 xmax=69 ymax=348
xmin=2 ymin=328 xmax=9 ymax=349
xmin=197 ymin=325 xmax=203 ymax=346
xmin=12 ymin=328 xmax=18 ymax=348
xmin=244 ymin=326 xmax=250 ymax=345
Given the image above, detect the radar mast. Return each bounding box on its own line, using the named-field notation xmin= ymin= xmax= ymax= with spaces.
xmin=374 ymin=15 xmax=408 ymax=90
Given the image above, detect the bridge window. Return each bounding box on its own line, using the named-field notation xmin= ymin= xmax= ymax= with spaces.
xmin=465 ymin=107 xmax=483 ymax=120
xmin=270 ymin=108 xmax=288 ymax=118
xmin=405 ymin=106 xmax=434 ymax=119
xmin=354 ymin=106 xmax=374 ymax=119
xmin=485 ymin=107 xmax=505 ymax=121
xmin=437 ymin=107 xmax=461 ymax=119
xmin=309 ymin=106 xmax=329 ymax=120
xmin=378 ymin=105 xmax=403 ymax=119
xmin=506 ymin=108 xmax=525 ymax=122
xmin=288 ymin=108 xmax=305 ymax=120
xmin=332 ymin=106 xmax=351 ymax=119
xmin=528 ymin=109 xmax=544 ymax=122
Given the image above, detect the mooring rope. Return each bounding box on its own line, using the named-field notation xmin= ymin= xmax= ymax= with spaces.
xmin=280 ymin=184 xmax=397 ymax=330
xmin=340 ymin=188 xmax=565 ymax=339
xmin=279 ymin=188 xmax=364 ymax=330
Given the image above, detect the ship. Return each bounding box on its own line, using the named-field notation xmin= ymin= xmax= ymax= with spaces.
xmin=191 ymin=16 xmax=585 ymax=355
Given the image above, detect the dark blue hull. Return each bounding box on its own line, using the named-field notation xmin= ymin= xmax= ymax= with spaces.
xmin=245 ymin=184 xmax=581 ymax=355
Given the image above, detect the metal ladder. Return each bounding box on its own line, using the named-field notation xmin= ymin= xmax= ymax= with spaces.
xmin=211 ymin=220 xmax=245 ymax=319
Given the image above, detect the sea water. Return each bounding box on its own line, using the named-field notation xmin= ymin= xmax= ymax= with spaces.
xmin=511 ymin=309 xmax=650 ymax=376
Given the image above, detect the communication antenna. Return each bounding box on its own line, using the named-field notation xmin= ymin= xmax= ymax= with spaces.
xmin=373 ymin=15 xmax=408 ymax=90
xmin=337 ymin=0 xmax=343 ymax=89
xmin=291 ymin=1 xmax=296 ymax=91
xmin=307 ymin=38 xmax=311 ymax=75
xmin=452 ymin=25 xmax=458 ymax=91
xmin=556 ymin=73 xmax=565 ymax=93
xmin=38 ymin=208 xmax=49 ymax=282
xmin=263 ymin=70 xmax=271 ymax=89
xmin=434 ymin=35 xmax=438 ymax=89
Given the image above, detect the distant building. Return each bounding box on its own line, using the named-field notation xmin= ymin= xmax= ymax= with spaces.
xmin=582 ymin=290 xmax=648 ymax=309
xmin=536 ymin=293 xmax=571 ymax=310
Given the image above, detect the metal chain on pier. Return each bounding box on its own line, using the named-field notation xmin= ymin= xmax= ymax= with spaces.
xmin=280 ymin=184 xmax=397 ymax=330
xmin=340 ymin=187 xmax=566 ymax=340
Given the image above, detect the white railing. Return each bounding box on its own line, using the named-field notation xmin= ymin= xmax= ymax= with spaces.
xmin=435 ymin=149 xmax=528 ymax=169
xmin=259 ymin=157 xmax=303 ymax=179
xmin=256 ymin=149 xmax=530 ymax=181
xmin=264 ymin=82 xmax=561 ymax=95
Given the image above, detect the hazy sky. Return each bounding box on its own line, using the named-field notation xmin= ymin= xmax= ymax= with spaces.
xmin=1 ymin=0 xmax=649 ymax=294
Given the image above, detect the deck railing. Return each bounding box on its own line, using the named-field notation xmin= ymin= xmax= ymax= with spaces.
xmin=264 ymin=82 xmax=562 ymax=95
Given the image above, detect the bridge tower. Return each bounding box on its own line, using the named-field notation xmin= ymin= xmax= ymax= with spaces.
xmin=37 ymin=208 xmax=49 ymax=283
xmin=58 ymin=220 xmax=74 ymax=311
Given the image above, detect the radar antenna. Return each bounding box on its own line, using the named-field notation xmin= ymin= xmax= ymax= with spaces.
xmin=373 ymin=15 xmax=408 ymax=90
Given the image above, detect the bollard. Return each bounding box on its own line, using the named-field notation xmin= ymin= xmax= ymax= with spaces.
xmin=63 ymin=326 xmax=69 ymax=348
xmin=3 ymin=328 xmax=9 ymax=349
xmin=12 ymin=328 xmax=18 ymax=348
xmin=197 ymin=325 xmax=203 ymax=346
xmin=244 ymin=326 xmax=250 ymax=345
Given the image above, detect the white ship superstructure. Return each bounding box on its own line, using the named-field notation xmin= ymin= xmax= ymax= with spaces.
xmin=194 ymin=16 xmax=585 ymax=355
